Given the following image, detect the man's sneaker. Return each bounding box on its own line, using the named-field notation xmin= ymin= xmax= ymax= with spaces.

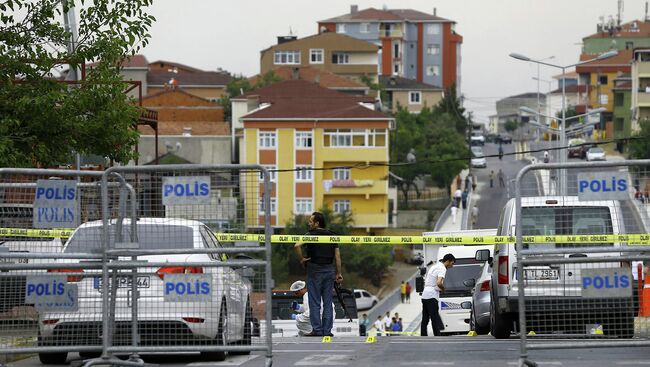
xmin=303 ymin=332 xmax=320 ymax=337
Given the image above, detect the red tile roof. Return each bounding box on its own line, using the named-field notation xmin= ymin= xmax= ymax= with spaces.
xmin=86 ymin=54 xmax=149 ymax=69
xmin=549 ymin=85 xmax=591 ymax=94
xmin=577 ymin=49 xmax=634 ymax=66
xmin=248 ymin=66 xmax=368 ymax=90
xmin=584 ymin=19 xmax=650 ymax=39
xmin=147 ymin=71 xmax=231 ymax=86
xmin=321 ymin=7 xmax=451 ymax=23
xmin=238 ymin=80 xmax=386 ymax=120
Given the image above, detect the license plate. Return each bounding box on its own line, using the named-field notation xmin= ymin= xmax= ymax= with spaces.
xmin=94 ymin=276 xmax=150 ymax=289
xmin=524 ymin=269 xmax=559 ymax=280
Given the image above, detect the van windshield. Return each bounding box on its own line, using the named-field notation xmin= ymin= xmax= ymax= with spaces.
xmin=521 ymin=206 xmax=613 ymax=248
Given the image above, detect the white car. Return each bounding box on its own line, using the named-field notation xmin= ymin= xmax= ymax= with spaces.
xmin=585 ymin=147 xmax=606 ymax=161
xmin=470 ymin=135 xmax=485 ymax=146
xmin=37 ymin=218 xmax=253 ymax=364
xmin=471 ymin=147 xmax=487 ymax=168
xmin=354 ymin=289 xmax=378 ymax=310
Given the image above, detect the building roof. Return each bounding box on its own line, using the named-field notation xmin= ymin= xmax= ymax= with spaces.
xmin=148 ymin=60 xmax=205 ymax=73
xmin=577 ymin=48 xmax=634 ymax=66
xmin=239 ymin=79 xmax=388 ymax=120
xmin=584 ymin=19 xmax=650 ymax=39
xmin=249 ymin=66 xmax=368 ymax=90
xmin=549 ymin=85 xmax=591 ymax=94
xmin=320 ymin=7 xmax=452 ymax=23
xmin=261 ymin=32 xmax=378 ymax=53
xmin=503 ymin=92 xmax=544 ymax=100
xmin=147 ymin=70 xmax=231 ymax=86
xmin=552 ymin=70 xmax=578 ymax=80
xmin=85 ymin=54 xmax=149 ymax=69
xmin=379 ymin=75 xmax=441 ymax=90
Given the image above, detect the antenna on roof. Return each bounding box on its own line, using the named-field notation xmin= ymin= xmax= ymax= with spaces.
xmin=382 ymin=4 xmax=388 ymax=11
xmin=289 ymin=27 xmax=294 ymax=36
xmin=617 ymin=0 xmax=623 ymax=26
xmin=646 ymin=1 xmax=649 ymax=22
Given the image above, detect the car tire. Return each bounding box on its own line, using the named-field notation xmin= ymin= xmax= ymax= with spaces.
xmin=229 ymin=299 xmax=252 ymax=355
xmin=201 ymin=300 xmax=227 ymax=362
xmin=79 ymin=351 xmax=102 ymax=359
xmin=490 ymin=299 xmax=511 ymax=339
xmin=39 ymin=352 xmax=68 ymax=365
xmin=471 ymin=308 xmax=489 ymax=335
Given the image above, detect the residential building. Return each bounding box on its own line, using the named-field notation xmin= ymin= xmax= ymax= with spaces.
xmin=236 ymin=79 xmax=393 ymax=233
xmin=260 ymin=32 xmax=379 ymax=83
xmin=612 ymin=73 xmax=632 ymax=152
xmin=583 ymin=19 xmax=650 ymax=55
xmin=494 ymin=93 xmax=541 ymax=134
xmin=576 ymin=49 xmax=633 ymax=136
xmin=147 ymin=60 xmax=232 ymax=102
xmin=631 ymin=49 xmax=650 ymax=136
xmin=318 ymin=5 xmax=462 ymax=89
xmin=544 ymin=84 xmax=591 ymax=121
xmin=379 ymin=75 xmax=443 ymax=113
xmin=136 ymin=88 xmax=230 ymax=165
xmin=249 ymin=65 xmax=370 ymax=95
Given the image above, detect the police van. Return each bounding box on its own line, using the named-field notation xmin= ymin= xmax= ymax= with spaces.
xmin=422 ymin=229 xmax=496 ymax=334
xmin=485 ymin=196 xmax=636 ymax=338
xmin=270 ymin=288 xmax=359 ymax=337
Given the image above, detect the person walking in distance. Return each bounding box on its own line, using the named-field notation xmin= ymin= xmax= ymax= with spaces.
xmin=450 ymin=200 xmax=458 ymax=224
xmin=461 ymin=188 xmax=468 ymax=210
xmin=400 ymin=281 xmax=407 ymax=303
xmin=489 ymin=170 xmax=494 ymax=188
xmin=498 ymin=169 xmax=506 ymax=188
xmin=405 ymin=281 xmax=412 ymax=303
xmin=471 ymin=205 xmax=479 ymax=227
xmin=421 ymin=254 xmax=456 ymax=336
xmin=454 ymin=187 xmax=462 ymax=207
xmin=471 ymin=174 xmax=477 ymax=192
xmin=294 ymin=212 xmax=343 ymax=337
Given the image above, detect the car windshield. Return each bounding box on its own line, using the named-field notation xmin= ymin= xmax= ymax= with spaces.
xmin=64 ymin=223 xmax=194 ymax=253
xmin=472 ymin=151 xmax=484 ymax=158
xmin=589 ymin=148 xmax=604 ymax=153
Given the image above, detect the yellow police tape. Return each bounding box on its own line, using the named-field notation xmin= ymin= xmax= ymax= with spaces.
xmin=2 ymin=228 xmax=650 ymax=245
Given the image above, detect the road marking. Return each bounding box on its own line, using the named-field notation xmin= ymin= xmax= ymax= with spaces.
xmin=507 ymin=362 xmax=562 ymax=366
xmin=295 ymin=354 xmax=351 ymax=366
xmin=188 ymin=355 xmax=260 ymax=365
xmin=401 ymin=362 xmax=455 ymax=366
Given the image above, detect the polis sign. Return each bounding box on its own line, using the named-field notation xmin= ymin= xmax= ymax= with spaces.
xmin=33 ymin=179 xmax=79 ymax=229
xmin=577 ymin=172 xmax=629 ymax=201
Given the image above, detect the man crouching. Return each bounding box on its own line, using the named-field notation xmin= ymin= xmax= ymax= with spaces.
xmin=290 ymin=280 xmax=334 ymax=336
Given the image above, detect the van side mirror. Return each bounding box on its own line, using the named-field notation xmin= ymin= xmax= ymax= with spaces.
xmin=475 ymin=249 xmax=490 ymax=262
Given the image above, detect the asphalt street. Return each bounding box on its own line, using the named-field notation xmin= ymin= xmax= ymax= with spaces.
xmin=9 ymin=336 xmax=650 ymax=367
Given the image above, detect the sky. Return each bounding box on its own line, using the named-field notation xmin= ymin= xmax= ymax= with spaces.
xmin=140 ymin=0 xmax=648 ymax=124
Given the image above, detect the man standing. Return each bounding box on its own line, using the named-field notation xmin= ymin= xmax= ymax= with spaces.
xmin=472 ymin=205 xmax=479 ymax=227
xmin=400 ymin=281 xmax=407 ymax=303
xmin=294 ymin=212 xmax=343 ymax=337
xmin=405 ymin=281 xmax=412 ymax=303
xmin=421 ymin=254 xmax=456 ymax=336
xmin=498 ymin=169 xmax=506 ymax=188
xmin=289 ymin=280 xmax=334 ymax=336
xmin=373 ymin=316 xmax=384 ymax=336
xmin=383 ymin=311 xmax=391 ymax=334
xmin=453 ymin=188 xmax=462 ymax=207
xmin=489 ymin=170 xmax=494 ymax=188
xmin=359 ymin=313 xmax=370 ymax=336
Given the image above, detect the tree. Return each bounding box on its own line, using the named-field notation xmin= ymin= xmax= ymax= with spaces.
xmin=434 ymin=83 xmax=466 ymax=135
xmin=1 ymin=0 xmax=155 ymax=167
xmin=390 ymin=105 xmax=428 ymax=207
xmin=423 ymin=114 xmax=469 ymax=193
xmin=504 ymin=119 xmax=519 ymax=133
xmin=629 ymin=120 xmax=650 ymax=159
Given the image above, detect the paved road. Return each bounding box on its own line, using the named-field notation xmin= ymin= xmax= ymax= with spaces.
xmin=9 ymin=336 xmax=650 ymax=367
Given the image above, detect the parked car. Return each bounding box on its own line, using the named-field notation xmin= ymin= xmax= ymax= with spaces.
xmin=586 ymin=147 xmax=606 ymax=161
xmin=471 ymin=147 xmax=487 ymax=168
xmin=470 ymin=134 xmax=485 ymax=146
xmin=37 ymin=218 xmax=253 ymax=364
xmin=464 ymin=259 xmax=492 ymax=335
xmin=495 ymin=134 xmax=512 ymax=144
xmin=567 ymin=138 xmax=586 ymax=158
xmin=354 ymin=289 xmax=378 ymax=310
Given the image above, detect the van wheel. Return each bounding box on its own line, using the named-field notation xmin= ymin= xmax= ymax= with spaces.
xmin=490 ymin=300 xmax=511 ymax=339
xmin=79 ymin=351 xmax=102 ymax=359
xmin=229 ymin=298 xmax=252 ymax=355
xmin=39 ymin=352 xmax=68 ymax=365
xmin=471 ymin=308 xmax=489 ymax=335
xmin=201 ymin=300 xmax=227 ymax=361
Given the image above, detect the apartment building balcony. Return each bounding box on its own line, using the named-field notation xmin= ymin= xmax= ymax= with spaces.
xmin=637 ymin=62 xmax=650 ymax=76
xmin=323 ymin=179 xmax=388 ymax=196
xmin=352 ymin=212 xmax=388 ymax=228
xmin=379 ymin=27 xmax=404 ymax=38
xmin=637 ymin=91 xmax=650 ymax=106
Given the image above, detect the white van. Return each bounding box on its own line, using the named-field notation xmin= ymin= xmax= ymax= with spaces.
xmin=486 ymin=196 xmax=635 ymax=339
xmin=422 ymin=230 xmax=496 ymax=334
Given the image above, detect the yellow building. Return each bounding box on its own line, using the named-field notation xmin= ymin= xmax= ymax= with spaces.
xmin=237 ymin=79 xmax=393 ymax=234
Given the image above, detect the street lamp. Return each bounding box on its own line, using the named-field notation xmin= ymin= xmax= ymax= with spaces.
xmin=509 ymin=50 xmax=618 ymax=195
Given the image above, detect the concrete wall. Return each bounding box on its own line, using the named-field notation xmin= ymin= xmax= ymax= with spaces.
xmin=396 ymin=210 xmax=430 ymax=228
xmin=137 ymin=135 xmax=231 ymax=165
xmin=392 ymin=90 xmax=444 ymax=113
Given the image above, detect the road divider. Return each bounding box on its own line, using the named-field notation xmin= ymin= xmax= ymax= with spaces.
xmin=3 ymin=228 xmax=650 ymax=245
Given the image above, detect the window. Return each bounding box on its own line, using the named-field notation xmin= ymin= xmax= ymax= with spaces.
xmin=295 ymin=166 xmax=313 ymax=181
xmin=295 ymin=131 xmax=313 ymax=148
xmin=336 ymin=23 xmax=346 ymax=33
xmin=333 ymin=200 xmax=351 ymax=213
xmin=598 ymin=75 xmax=608 ymax=85
xmin=273 ymin=50 xmax=300 ymax=65
xmin=259 ymin=165 xmax=277 ymax=182
xmin=393 ymin=63 xmax=400 ymax=74
xmin=599 ymin=93 xmax=609 ymax=105
xmin=324 ymin=129 xmax=386 ymax=147
xmin=332 ymin=52 xmax=350 ymax=64
xmin=394 ymin=43 xmax=400 ymax=58
xmin=259 ymin=198 xmax=277 ymax=214
xmin=333 ymin=168 xmax=351 ymax=181
xmin=310 ymin=49 xmax=324 ymax=64
xmin=427 ymin=24 xmax=441 ymax=35
xmin=614 ymin=93 xmax=624 ymax=107
xmin=295 ymin=199 xmax=313 ymax=214
xmin=409 ymin=91 xmax=421 ymax=104
xmin=360 ymin=23 xmax=370 ymax=33
xmin=427 ymin=44 xmax=440 ymax=55
xmin=258 ymin=132 xmax=276 ymax=148
xmin=426 ymin=65 xmax=440 ymax=76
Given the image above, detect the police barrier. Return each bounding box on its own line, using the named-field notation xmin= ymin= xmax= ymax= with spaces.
xmin=0 ymin=165 xmax=273 ymax=367
xmin=513 ymin=160 xmax=650 ymax=367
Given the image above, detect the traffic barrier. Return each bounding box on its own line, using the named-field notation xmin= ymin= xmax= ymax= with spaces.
xmin=641 ymin=268 xmax=650 ymax=317
xmin=4 ymin=228 xmax=650 ymax=246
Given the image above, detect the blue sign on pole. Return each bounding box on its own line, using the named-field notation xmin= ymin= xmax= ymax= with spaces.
xmin=32 ymin=180 xmax=78 ymax=228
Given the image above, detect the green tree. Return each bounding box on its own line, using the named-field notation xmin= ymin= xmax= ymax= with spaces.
xmin=1 ymin=0 xmax=155 ymax=167
xmin=423 ymin=114 xmax=469 ymax=193
xmin=434 ymin=83 xmax=466 ymax=135
xmin=504 ymin=119 xmax=519 ymax=133
xmin=629 ymin=120 xmax=650 ymax=159
xmin=390 ymin=105 xmax=428 ymax=206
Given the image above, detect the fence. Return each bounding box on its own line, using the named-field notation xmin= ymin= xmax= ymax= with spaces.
xmin=0 ymin=165 xmax=273 ymax=367
xmin=514 ymin=160 xmax=650 ymax=367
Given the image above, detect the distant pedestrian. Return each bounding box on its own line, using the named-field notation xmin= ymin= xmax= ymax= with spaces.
xmin=543 ymin=150 xmax=550 ymax=163
xmin=451 ymin=202 xmax=458 ymax=224
xmin=374 ymin=316 xmax=384 ymax=336
xmin=391 ymin=317 xmax=401 ymax=335
xmin=465 ymin=174 xmax=472 ymax=191
xmin=461 ymin=189 xmax=468 ymax=209
xmin=471 ymin=175 xmax=477 ymax=191
xmin=405 ymin=282 xmax=412 ymax=303
xmin=472 ymin=205 xmax=479 ymax=226
xmin=421 ymin=254 xmax=456 ymax=336
xmin=489 ymin=170 xmax=494 ymax=188
xmin=359 ymin=313 xmax=370 ymax=336
xmin=398 ymin=318 xmax=404 ymax=332
xmin=456 ymin=175 xmax=462 ymax=191
xmin=400 ymin=281 xmax=407 ymax=303
xmin=383 ymin=312 xmax=391 ymax=333
xmin=454 ymin=188 xmax=462 ymax=207
xmin=498 ymin=169 xmax=506 ymax=188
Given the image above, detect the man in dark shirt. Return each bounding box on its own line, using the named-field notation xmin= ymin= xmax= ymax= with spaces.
xmin=294 ymin=211 xmax=343 ymax=336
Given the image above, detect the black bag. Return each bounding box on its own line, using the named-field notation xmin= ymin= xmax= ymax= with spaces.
xmin=415 ymin=276 xmax=424 ymax=293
